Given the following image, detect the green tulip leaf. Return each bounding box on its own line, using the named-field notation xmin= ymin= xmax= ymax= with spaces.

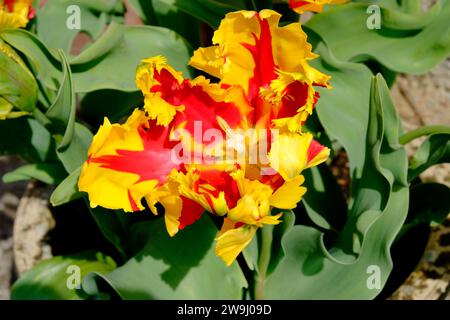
xmin=83 ymin=215 xmax=247 ymax=299
xmin=0 ymin=117 xmax=56 ymax=163
xmin=2 ymin=163 xmax=67 ymax=185
xmin=71 ymin=23 xmax=193 ymax=92
xmin=86 ymin=204 xmax=132 ymax=261
xmin=128 ymin=0 xmax=201 ymax=48
xmin=302 ymin=164 xmax=347 ymax=232
xmin=50 ymin=166 xmax=83 ymax=206
xmin=143 ymin=0 xmax=244 ymax=29
xmin=11 ymin=251 xmax=116 ymax=300
xmin=1 ymin=24 xmax=192 ymax=93
xmin=307 ymin=1 xmax=450 ymax=74
xmin=45 ymin=50 xmax=76 ymax=150
xmin=35 ymin=0 xmax=124 ymax=55
xmin=263 ymin=73 xmax=409 ymax=299
xmin=397 ymin=183 xmax=450 ymax=239
xmin=408 ymin=133 xmax=450 ymax=181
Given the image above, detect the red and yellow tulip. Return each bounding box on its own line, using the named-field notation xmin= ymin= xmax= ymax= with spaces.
xmin=79 ymin=10 xmax=331 ymax=266
xmin=0 ymin=0 xmax=34 ymax=30
xmin=289 ymin=0 xmax=348 ymax=14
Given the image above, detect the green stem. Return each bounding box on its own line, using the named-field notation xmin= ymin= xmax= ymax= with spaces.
xmin=32 ymin=108 xmax=51 ymax=127
xmin=245 ymin=0 xmax=258 ymax=10
xmin=251 ymin=0 xmax=257 ymax=10
xmin=255 ymin=225 xmax=273 ymax=300
xmin=399 ymin=125 xmax=450 ymax=145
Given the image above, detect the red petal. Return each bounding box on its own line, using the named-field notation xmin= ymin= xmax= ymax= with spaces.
xmin=178 ymin=196 xmax=204 ymax=230
xmin=151 ymin=68 xmax=244 ymax=137
xmin=90 ymin=120 xmax=179 ymax=185
xmin=307 ymin=139 xmax=326 ymax=163
xmin=241 ymin=15 xmax=278 ymax=125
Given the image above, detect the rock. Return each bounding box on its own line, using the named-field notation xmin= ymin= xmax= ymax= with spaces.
xmin=13 ymin=184 xmax=55 ymax=277
xmin=0 ymin=156 xmax=26 ymax=300
xmin=0 ymin=238 xmax=13 ymax=300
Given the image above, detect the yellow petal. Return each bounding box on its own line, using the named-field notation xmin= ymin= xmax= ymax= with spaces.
xmin=161 ymin=194 xmax=183 ymax=237
xmin=215 ymin=224 xmax=257 ymax=266
xmin=269 ymin=132 xmax=311 ymax=180
xmin=189 ymin=46 xmax=223 ymax=80
xmin=270 ymin=175 xmax=307 ymax=209
xmin=78 ymin=109 xmax=179 ymax=212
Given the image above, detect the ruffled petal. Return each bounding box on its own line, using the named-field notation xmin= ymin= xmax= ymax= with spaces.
xmin=175 ymin=165 xmax=241 ymax=216
xmin=78 ymin=109 xmax=180 ymax=212
xmin=216 ymin=221 xmax=257 ymax=266
xmin=270 ymin=175 xmax=307 ymax=209
xmin=190 ymin=10 xmax=330 ymax=131
xmin=136 ymin=56 xmax=249 ymax=134
xmin=162 ymin=194 xmax=204 ymax=237
xmin=306 ymin=138 xmax=330 ymax=168
xmin=269 ymin=132 xmax=329 ymax=180
xmin=0 ymin=0 xmax=33 ymax=29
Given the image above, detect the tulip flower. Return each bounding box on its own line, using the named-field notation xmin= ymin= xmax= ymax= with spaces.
xmin=0 ymin=0 xmax=34 ymax=30
xmin=79 ymin=10 xmax=331 ymax=265
xmin=289 ymin=0 xmax=348 ymax=14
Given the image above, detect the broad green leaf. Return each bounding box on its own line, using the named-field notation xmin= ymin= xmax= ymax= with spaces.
xmin=333 ymin=72 xmax=408 ymax=261
xmin=307 ymin=1 xmax=450 ymax=74
xmin=397 ymin=183 xmax=450 ymax=239
xmin=56 ymin=122 xmax=93 ymax=173
xmin=2 ymin=163 xmax=66 ymax=185
xmin=45 ymin=50 xmax=76 ymax=150
xmin=71 ymin=23 xmax=193 ymax=92
xmin=83 ymin=215 xmax=247 ymax=299
xmin=308 ymin=39 xmax=373 ymax=180
xmin=41 ymin=51 xmax=93 ymax=173
xmin=152 ymin=0 xmax=201 ymax=48
xmin=79 ymin=90 xmax=142 ymax=126
xmin=86 ymin=205 xmax=132 ymax=261
xmin=66 ymin=0 xmax=124 ymax=12
xmin=50 ymin=166 xmax=83 ymax=206
xmin=148 ymin=0 xmax=244 ymax=28
xmin=2 ymin=24 xmax=192 ymax=94
xmin=408 ymin=133 xmax=450 ymax=181
xmin=68 ymin=22 xmax=124 ymax=65
xmin=267 ymin=210 xmax=295 ymax=275
xmin=35 ymin=0 xmax=124 ymax=55
xmin=263 ymin=75 xmax=409 ymax=299
xmin=0 ymin=117 xmax=56 ymax=163
xmin=353 ymin=0 xmax=420 ymax=12
xmin=302 ymin=164 xmax=347 ymax=231
xmin=11 ymin=251 xmax=116 ymax=300
xmin=127 ymin=0 xmax=201 ymax=48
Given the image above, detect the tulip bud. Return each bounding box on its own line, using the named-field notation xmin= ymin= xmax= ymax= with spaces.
xmin=0 ymin=39 xmax=38 ymax=119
